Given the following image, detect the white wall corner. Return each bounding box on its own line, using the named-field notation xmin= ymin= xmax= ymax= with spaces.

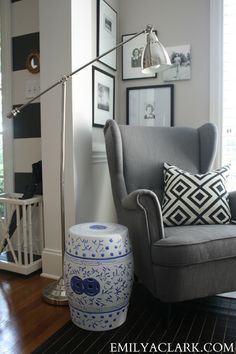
xmin=41 ymin=248 xmax=62 ymax=278
xmin=39 ymin=0 xmax=75 ymax=277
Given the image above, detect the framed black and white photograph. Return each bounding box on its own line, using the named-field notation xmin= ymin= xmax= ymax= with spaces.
xmin=163 ymin=45 xmax=191 ymax=81
xmin=97 ymin=0 xmax=117 ymax=71
xmin=92 ymin=66 xmax=115 ymax=128
xmin=127 ymin=84 xmax=174 ymax=126
xmin=122 ymin=32 xmax=158 ymax=80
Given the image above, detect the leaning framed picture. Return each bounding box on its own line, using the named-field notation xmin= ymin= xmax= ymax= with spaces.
xmin=122 ymin=32 xmax=158 ymax=80
xmin=92 ymin=66 xmax=115 ymax=128
xmin=97 ymin=0 xmax=117 ymax=71
xmin=127 ymin=84 xmax=174 ymax=126
xmin=163 ymin=44 xmax=191 ymax=81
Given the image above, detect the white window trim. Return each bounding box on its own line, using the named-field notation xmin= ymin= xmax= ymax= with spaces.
xmin=0 ymin=0 xmax=14 ymax=193
xmin=210 ymin=0 xmax=223 ymax=168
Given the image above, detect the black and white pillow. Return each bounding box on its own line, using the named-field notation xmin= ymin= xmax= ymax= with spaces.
xmin=162 ymin=163 xmax=231 ymax=226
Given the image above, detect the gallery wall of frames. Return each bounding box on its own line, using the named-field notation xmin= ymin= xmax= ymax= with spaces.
xmin=94 ymin=0 xmax=191 ymax=131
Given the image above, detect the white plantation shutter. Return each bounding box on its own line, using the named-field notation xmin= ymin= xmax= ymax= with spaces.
xmin=222 ymin=0 xmax=236 ymax=189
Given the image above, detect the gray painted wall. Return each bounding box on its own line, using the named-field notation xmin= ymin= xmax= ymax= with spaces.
xmin=118 ymin=0 xmax=210 ymax=128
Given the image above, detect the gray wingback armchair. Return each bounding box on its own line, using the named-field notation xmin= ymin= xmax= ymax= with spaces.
xmin=104 ymin=119 xmax=236 ymax=303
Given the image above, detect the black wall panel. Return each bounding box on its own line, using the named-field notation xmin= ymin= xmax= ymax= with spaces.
xmin=13 ymin=103 xmax=41 ymax=138
xmin=12 ymin=32 xmax=40 ymax=71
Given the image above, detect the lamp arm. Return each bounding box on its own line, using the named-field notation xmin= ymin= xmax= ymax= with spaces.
xmin=69 ymin=28 xmax=145 ymax=77
xmin=7 ymin=28 xmax=146 ymax=119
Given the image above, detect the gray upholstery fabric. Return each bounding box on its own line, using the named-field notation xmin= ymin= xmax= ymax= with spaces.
xmin=103 ymin=120 xmax=236 ymax=303
xmin=119 ymin=125 xmax=201 ymax=201
xmin=154 ymin=257 xmax=236 ymax=302
xmin=122 ymin=189 xmax=165 ymax=241
xmin=152 ymin=224 xmax=236 ymax=266
xmin=229 ymin=191 xmax=236 ymax=222
xmin=199 ymin=123 xmax=218 ymax=173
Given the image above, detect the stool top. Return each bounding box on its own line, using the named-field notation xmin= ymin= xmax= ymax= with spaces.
xmin=69 ymin=223 xmax=128 ymax=239
xmin=67 ymin=223 xmax=131 ymax=259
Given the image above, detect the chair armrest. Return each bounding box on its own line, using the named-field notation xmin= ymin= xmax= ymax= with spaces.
xmin=229 ymin=191 xmax=236 ymax=222
xmin=122 ymin=189 xmax=156 ymax=209
xmin=122 ymin=189 xmax=165 ymax=241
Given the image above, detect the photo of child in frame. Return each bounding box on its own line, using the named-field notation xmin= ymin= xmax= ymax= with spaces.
xmin=144 ymin=103 xmax=156 ymax=119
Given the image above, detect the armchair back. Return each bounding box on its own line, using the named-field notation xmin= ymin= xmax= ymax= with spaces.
xmin=104 ymin=120 xmax=217 ymax=217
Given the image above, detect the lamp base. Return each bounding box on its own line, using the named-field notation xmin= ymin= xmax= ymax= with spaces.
xmin=42 ymin=276 xmax=68 ymax=306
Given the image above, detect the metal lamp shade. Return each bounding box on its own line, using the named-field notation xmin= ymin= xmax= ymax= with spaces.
xmin=141 ymin=30 xmax=171 ymax=74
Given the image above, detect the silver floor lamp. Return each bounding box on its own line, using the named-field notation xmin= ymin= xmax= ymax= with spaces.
xmin=7 ymin=25 xmax=171 ymax=305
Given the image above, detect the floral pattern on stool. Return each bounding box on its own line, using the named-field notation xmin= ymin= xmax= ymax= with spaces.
xmin=64 ymin=223 xmax=134 ymax=331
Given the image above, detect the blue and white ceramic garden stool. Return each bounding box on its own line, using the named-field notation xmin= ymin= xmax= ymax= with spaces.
xmin=64 ymin=223 xmax=134 ymax=331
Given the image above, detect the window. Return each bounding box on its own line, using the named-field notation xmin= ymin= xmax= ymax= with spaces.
xmin=210 ymin=0 xmax=236 ymax=190
xmin=0 ymin=32 xmax=4 ymax=193
xmin=222 ymin=0 xmax=236 ymax=189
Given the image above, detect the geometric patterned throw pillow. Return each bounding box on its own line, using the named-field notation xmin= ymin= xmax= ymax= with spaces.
xmin=162 ymin=163 xmax=231 ymax=226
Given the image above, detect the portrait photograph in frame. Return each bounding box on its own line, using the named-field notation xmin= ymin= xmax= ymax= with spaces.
xmin=127 ymin=84 xmax=174 ymax=127
xmin=97 ymin=0 xmax=117 ymax=71
xmin=92 ymin=66 xmax=115 ymax=128
xmin=122 ymin=32 xmax=158 ymax=80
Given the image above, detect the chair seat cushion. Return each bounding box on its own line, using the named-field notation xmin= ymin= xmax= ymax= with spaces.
xmin=152 ymin=224 xmax=236 ymax=267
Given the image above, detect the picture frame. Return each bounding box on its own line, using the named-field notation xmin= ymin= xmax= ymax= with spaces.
xmin=122 ymin=32 xmax=158 ymax=80
xmin=92 ymin=66 xmax=115 ymax=128
xmin=163 ymin=45 xmax=191 ymax=81
xmin=97 ymin=0 xmax=117 ymax=71
xmin=127 ymin=84 xmax=174 ymax=127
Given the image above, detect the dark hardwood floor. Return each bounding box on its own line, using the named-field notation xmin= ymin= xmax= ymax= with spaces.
xmin=0 ymin=270 xmax=70 ymax=354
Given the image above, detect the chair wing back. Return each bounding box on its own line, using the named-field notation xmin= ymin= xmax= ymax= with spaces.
xmin=104 ymin=120 xmax=217 ymax=212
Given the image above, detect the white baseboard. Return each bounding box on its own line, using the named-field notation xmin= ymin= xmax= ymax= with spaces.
xmin=42 ymin=248 xmax=62 ymax=278
xmin=40 ymin=273 xmax=60 ymax=280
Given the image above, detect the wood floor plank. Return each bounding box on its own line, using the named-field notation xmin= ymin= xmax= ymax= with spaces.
xmin=0 ymin=270 xmax=70 ymax=354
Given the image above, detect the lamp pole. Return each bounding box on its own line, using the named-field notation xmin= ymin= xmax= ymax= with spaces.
xmin=7 ymin=25 xmax=171 ymax=305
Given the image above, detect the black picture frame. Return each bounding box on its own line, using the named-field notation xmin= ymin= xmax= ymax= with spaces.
xmin=122 ymin=31 xmax=158 ymax=81
xmin=126 ymin=84 xmax=174 ymax=126
xmin=92 ymin=66 xmax=115 ymax=128
xmin=97 ymin=0 xmax=117 ymax=71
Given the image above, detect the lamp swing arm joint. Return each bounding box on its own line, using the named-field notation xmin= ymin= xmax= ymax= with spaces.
xmin=7 ymin=78 xmax=67 ymax=118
